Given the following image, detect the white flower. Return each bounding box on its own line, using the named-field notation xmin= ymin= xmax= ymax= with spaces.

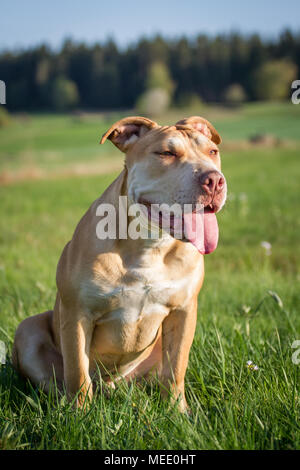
xmin=261 ymin=241 xmax=272 ymax=256
xmin=109 ymin=419 xmax=123 ymax=435
xmin=246 ymin=360 xmax=259 ymax=371
xmin=242 ymin=305 xmax=251 ymax=314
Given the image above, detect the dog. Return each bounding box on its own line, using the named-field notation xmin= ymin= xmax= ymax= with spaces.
xmin=12 ymin=115 xmax=227 ymax=412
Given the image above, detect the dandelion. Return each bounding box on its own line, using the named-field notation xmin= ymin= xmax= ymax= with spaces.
xmin=261 ymin=241 xmax=272 ymax=256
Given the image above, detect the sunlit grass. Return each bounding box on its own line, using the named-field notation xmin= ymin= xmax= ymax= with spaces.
xmin=1 ymin=102 xmax=300 ymax=176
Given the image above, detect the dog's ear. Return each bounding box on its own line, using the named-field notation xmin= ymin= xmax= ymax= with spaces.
xmin=100 ymin=116 xmax=158 ymax=152
xmin=176 ymin=116 xmax=221 ymax=145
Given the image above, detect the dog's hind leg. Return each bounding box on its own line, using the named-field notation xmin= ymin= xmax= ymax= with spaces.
xmin=12 ymin=310 xmax=64 ymax=393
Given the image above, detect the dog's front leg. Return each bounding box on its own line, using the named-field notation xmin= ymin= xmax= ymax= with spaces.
xmin=160 ymin=298 xmax=197 ymax=412
xmin=60 ymin=307 xmax=94 ymax=408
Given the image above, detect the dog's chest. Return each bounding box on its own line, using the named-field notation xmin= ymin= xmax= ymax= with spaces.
xmin=83 ymin=257 xmax=201 ymax=355
xmin=83 ymin=266 xmax=198 ymax=325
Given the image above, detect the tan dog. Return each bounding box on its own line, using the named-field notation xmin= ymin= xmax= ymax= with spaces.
xmin=12 ymin=116 xmax=227 ymax=412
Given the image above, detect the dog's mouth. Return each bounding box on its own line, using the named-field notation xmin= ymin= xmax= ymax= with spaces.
xmin=137 ymin=198 xmax=219 ymax=254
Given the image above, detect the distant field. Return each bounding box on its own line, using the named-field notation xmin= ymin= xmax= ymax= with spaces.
xmin=0 ymin=103 xmax=299 ymax=449
xmin=0 ymin=102 xmax=300 ymax=180
xmin=0 ymin=112 xmax=123 ymax=180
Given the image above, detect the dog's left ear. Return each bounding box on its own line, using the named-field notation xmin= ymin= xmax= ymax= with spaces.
xmin=176 ymin=116 xmax=221 ymax=145
xmin=100 ymin=116 xmax=158 ymax=152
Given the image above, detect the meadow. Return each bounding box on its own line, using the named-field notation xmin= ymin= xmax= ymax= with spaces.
xmin=0 ymin=103 xmax=299 ymax=449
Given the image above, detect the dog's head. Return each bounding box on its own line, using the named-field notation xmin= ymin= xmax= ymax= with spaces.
xmin=100 ymin=116 xmax=227 ymax=254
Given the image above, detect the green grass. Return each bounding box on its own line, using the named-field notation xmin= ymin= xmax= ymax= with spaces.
xmin=0 ymin=103 xmax=300 ymax=449
xmin=0 ymin=113 xmax=122 ymax=174
xmin=164 ymin=101 xmax=300 ymax=141
xmin=211 ymin=101 xmax=300 ymax=141
xmin=1 ymin=102 xmax=300 ymax=176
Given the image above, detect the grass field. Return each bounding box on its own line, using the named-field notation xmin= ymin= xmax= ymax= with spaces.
xmin=0 ymin=103 xmax=299 ymax=449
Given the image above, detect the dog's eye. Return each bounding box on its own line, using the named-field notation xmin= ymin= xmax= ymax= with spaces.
xmin=162 ymin=151 xmax=175 ymax=156
xmin=209 ymin=149 xmax=218 ymax=156
xmin=156 ymin=150 xmax=176 ymax=157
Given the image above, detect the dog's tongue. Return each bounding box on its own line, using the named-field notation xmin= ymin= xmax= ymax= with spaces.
xmin=183 ymin=211 xmax=219 ymax=254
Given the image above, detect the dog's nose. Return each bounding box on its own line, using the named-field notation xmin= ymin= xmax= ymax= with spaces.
xmin=199 ymin=171 xmax=225 ymax=195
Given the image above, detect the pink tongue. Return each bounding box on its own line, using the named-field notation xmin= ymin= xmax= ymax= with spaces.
xmin=183 ymin=211 xmax=219 ymax=254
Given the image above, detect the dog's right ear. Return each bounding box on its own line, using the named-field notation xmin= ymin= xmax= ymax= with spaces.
xmin=176 ymin=116 xmax=222 ymax=145
xmin=100 ymin=116 xmax=158 ymax=152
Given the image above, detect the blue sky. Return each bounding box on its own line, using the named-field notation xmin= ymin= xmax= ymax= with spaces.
xmin=0 ymin=0 xmax=300 ymax=50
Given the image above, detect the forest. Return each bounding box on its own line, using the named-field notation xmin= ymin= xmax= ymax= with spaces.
xmin=0 ymin=30 xmax=299 ymax=111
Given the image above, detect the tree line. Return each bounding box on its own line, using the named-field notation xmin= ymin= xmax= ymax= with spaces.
xmin=0 ymin=30 xmax=299 ymax=111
